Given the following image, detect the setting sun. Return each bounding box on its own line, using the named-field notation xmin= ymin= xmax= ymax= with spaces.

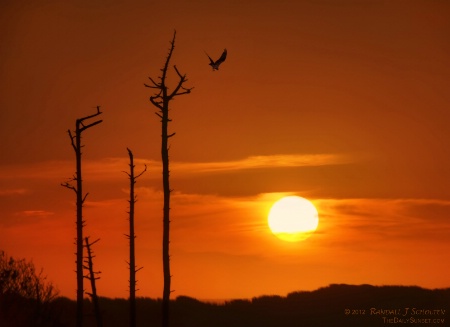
xmin=268 ymin=196 xmax=319 ymax=242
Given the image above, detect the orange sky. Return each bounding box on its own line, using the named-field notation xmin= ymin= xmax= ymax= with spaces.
xmin=1 ymin=0 xmax=450 ymax=300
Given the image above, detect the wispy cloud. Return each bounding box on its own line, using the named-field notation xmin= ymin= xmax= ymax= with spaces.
xmin=0 ymin=188 xmax=29 ymax=196
xmin=0 ymin=210 xmax=57 ymax=227
xmin=171 ymin=153 xmax=352 ymax=173
xmin=82 ymin=153 xmax=353 ymax=178
xmin=313 ymin=197 xmax=450 ymax=247
xmin=0 ymin=153 xmax=354 ymax=181
xmin=17 ymin=210 xmax=55 ymax=218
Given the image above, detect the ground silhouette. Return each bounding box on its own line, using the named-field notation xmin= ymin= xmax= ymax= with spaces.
xmin=26 ymin=284 xmax=449 ymax=327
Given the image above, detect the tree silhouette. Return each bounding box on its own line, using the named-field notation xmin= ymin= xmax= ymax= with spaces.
xmin=84 ymin=237 xmax=103 ymax=327
xmin=62 ymin=106 xmax=103 ymax=327
xmin=0 ymin=251 xmax=59 ymax=326
xmin=145 ymin=30 xmax=193 ymax=327
xmin=124 ymin=148 xmax=146 ymax=327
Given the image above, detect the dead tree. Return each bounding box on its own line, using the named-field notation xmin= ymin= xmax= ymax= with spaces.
xmin=145 ymin=30 xmax=193 ymax=327
xmin=62 ymin=106 xmax=103 ymax=327
xmin=84 ymin=237 xmax=103 ymax=327
xmin=124 ymin=148 xmax=146 ymax=327
xmin=0 ymin=251 xmax=59 ymax=325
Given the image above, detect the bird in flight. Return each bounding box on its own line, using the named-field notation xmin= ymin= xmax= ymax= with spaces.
xmin=205 ymin=49 xmax=227 ymax=71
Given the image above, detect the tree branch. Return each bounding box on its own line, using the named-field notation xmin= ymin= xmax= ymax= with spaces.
xmin=78 ymin=106 xmax=102 ymax=125
xmin=82 ymin=193 xmax=89 ymax=204
xmin=150 ymin=96 xmax=164 ymax=111
xmin=67 ymin=130 xmax=77 ymax=151
xmin=61 ymin=182 xmax=77 ymax=193
xmin=168 ymin=65 xmax=193 ymax=99
xmin=80 ymin=119 xmax=103 ymax=133
xmin=135 ymin=164 xmax=147 ymax=179
xmin=144 ymin=77 xmax=161 ymax=88
xmin=160 ymin=30 xmax=177 ymax=86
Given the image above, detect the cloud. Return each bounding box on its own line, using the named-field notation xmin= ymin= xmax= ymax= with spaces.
xmin=171 ymin=153 xmax=353 ymax=174
xmin=0 ymin=188 xmax=28 ymax=196
xmin=16 ymin=210 xmax=55 ymax=218
xmin=82 ymin=153 xmax=353 ymax=180
xmin=0 ymin=153 xmax=353 ymax=182
xmin=1 ymin=210 xmax=57 ymax=227
xmin=313 ymin=197 xmax=450 ymax=247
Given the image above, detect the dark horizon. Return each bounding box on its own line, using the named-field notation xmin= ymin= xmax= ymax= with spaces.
xmin=5 ymin=284 xmax=447 ymax=327
xmin=54 ymin=283 xmax=450 ymax=303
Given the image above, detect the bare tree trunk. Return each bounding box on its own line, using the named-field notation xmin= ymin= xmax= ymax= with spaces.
xmin=84 ymin=237 xmax=103 ymax=327
xmin=125 ymin=148 xmax=146 ymax=327
xmin=62 ymin=106 xmax=103 ymax=327
xmin=75 ymin=126 xmax=84 ymax=327
xmin=161 ymin=93 xmax=171 ymax=327
xmin=145 ymin=30 xmax=192 ymax=327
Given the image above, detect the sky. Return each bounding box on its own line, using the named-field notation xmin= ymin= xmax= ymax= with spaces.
xmin=1 ymin=0 xmax=450 ymax=301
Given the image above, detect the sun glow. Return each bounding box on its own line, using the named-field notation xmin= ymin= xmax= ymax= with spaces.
xmin=268 ymin=196 xmax=319 ymax=242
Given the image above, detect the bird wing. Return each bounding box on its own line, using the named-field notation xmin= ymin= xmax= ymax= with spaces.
xmin=204 ymin=51 xmax=215 ymax=65
xmin=215 ymin=49 xmax=227 ymax=65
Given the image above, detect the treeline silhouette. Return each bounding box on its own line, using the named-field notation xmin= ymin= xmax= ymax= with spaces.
xmin=5 ymin=284 xmax=447 ymax=327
